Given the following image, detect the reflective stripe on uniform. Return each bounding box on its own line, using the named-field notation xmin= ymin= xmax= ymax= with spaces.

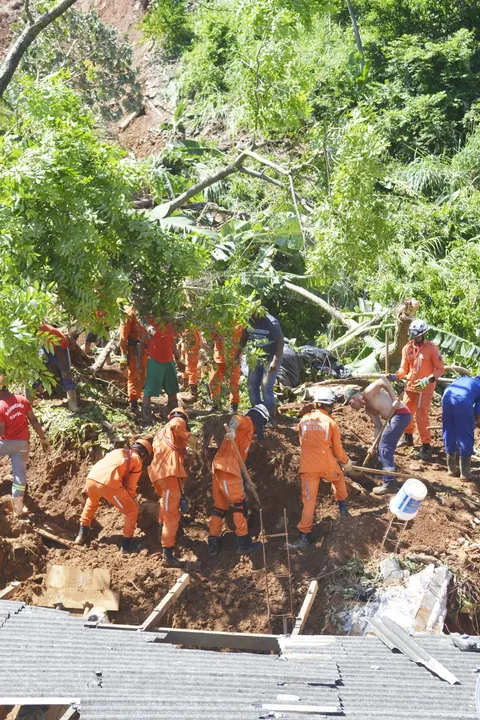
xmin=165 ymin=489 xmax=170 ymax=511
xmin=113 ymin=495 xmax=124 ymax=509
xmin=223 ymin=480 xmax=229 ymax=498
xmin=305 ymin=481 xmax=310 ymax=501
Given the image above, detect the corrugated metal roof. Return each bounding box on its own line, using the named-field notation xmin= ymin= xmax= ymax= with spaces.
xmin=0 ymin=600 xmax=478 ymax=719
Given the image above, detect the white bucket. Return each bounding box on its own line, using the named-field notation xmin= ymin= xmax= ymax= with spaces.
xmin=389 ymin=479 xmax=428 ymax=521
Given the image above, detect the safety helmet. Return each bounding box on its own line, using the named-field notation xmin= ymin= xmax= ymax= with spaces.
xmin=408 ymin=319 xmax=429 ymax=339
xmin=168 ymin=407 xmax=189 ymax=423
xmin=246 ymin=404 xmax=270 ymax=439
xmin=312 ymin=387 xmax=337 ymax=405
xmin=132 ymin=438 xmax=153 ymax=461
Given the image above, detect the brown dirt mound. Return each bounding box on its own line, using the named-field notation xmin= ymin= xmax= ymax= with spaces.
xmin=1 ymin=402 xmax=480 ymax=635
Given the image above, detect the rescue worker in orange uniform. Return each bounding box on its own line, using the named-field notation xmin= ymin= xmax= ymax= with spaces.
xmin=207 ymin=404 xmax=270 ymax=557
xmin=289 ymin=388 xmax=352 ymax=550
xmin=388 ymin=319 xmax=444 ymax=460
xmin=179 ymin=328 xmax=202 ymax=404
xmin=119 ymin=306 xmax=148 ymax=414
xmin=209 ymin=324 xmax=243 ymax=413
xmin=75 ymin=438 xmax=153 ymax=554
xmin=149 ymin=408 xmax=191 ymax=566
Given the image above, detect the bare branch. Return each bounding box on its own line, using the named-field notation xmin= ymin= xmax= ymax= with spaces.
xmin=0 ymin=0 xmax=79 ymax=98
xmin=345 ymin=0 xmax=364 ymax=72
xmin=24 ymin=0 xmax=35 ymax=25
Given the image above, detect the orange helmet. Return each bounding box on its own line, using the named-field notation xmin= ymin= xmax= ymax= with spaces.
xmin=132 ymin=438 xmax=153 ymax=460
xmin=168 ymin=407 xmax=189 ymax=422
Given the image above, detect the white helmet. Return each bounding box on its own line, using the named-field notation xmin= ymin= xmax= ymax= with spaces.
xmin=408 ymin=319 xmax=429 ymax=339
xmin=312 ymin=387 xmax=337 ymax=405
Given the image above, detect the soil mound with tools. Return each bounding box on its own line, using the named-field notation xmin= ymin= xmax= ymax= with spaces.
xmin=1 ymin=401 xmax=480 ymax=635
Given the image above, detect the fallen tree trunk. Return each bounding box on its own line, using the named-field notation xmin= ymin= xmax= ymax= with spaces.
xmin=88 ymin=336 xmax=117 ymax=374
xmin=284 ymin=282 xmax=357 ymax=329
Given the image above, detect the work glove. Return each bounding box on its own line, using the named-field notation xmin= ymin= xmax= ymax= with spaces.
xmin=342 ymin=459 xmax=353 ymax=472
xmin=414 ymin=377 xmax=429 ymax=391
xmin=119 ymin=354 xmax=128 ymax=370
xmin=41 ymin=438 xmax=51 ymax=453
xmin=387 ymin=374 xmax=397 ymax=382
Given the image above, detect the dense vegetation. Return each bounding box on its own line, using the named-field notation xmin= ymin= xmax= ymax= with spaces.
xmin=1 ymin=0 xmax=480 ymax=385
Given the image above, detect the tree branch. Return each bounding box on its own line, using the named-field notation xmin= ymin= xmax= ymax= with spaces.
xmin=0 ymin=0 xmax=79 ymax=98
xmin=284 ymin=281 xmax=357 ymax=329
xmin=24 ymin=0 xmax=35 ymax=25
xmin=345 ymin=0 xmax=364 ymax=72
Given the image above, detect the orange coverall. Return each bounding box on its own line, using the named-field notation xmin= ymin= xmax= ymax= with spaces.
xmin=80 ymin=449 xmax=142 ymax=538
xmin=208 ymin=415 xmax=254 ymax=538
xmin=396 ymin=340 xmax=444 ymax=444
xmin=180 ymin=329 xmax=202 ymax=385
xmin=119 ymin=307 xmax=148 ymax=402
xmin=148 ymin=417 xmax=190 ymax=548
xmin=209 ymin=326 xmax=243 ymax=405
xmin=298 ymin=409 xmax=348 ymax=534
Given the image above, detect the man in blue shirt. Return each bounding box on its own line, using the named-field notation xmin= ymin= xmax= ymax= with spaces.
xmin=236 ymin=313 xmax=284 ymax=420
xmin=442 ymin=375 xmax=480 ymax=480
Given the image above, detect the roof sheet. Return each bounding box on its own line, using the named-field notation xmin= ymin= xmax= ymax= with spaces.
xmin=0 ymin=600 xmax=478 ymax=719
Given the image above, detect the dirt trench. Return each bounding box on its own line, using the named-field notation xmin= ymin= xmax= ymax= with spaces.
xmin=1 ymin=402 xmax=480 ymax=635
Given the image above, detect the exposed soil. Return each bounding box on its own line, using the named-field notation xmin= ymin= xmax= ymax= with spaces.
xmin=2 ymin=392 xmax=480 ymax=636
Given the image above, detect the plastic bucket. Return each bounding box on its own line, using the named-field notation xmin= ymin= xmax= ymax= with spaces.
xmin=389 ymin=479 xmax=428 ymax=521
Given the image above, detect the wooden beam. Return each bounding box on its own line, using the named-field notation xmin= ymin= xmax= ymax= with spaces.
xmin=292 ymin=581 xmax=318 ymax=636
xmin=139 ymin=573 xmax=190 ymax=631
xmin=58 ymin=708 xmax=80 ymax=720
xmin=33 ymin=527 xmax=73 ymax=548
xmin=0 ymin=581 xmax=21 ymax=600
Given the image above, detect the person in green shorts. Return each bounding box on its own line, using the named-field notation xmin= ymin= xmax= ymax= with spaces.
xmin=142 ymin=319 xmax=180 ymax=423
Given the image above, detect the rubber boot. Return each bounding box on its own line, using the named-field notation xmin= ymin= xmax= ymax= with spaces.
xmin=399 ymin=433 xmax=414 ymax=447
xmin=181 ymin=385 xmax=198 ymax=404
xmin=67 ymin=389 xmax=79 ymax=412
xmin=121 ymin=537 xmax=136 ymax=554
xmin=162 ymin=547 xmax=183 ymax=567
xmin=446 ymin=453 xmax=460 ymax=477
xmin=208 ymin=536 xmax=221 ymax=557
xmin=11 ymin=495 xmax=28 ymax=517
xmin=288 ymin=531 xmax=311 ymax=550
xmin=182 ymin=376 xmax=189 ymax=390
xmin=372 ymin=482 xmax=397 ymax=496
xmin=338 ymin=499 xmax=350 ymax=517
xmin=142 ymin=397 xmax=153 ymax=424
xmin=158 ymin=522 xmax=163 ymax=542
xmin=230 ymin=403 xmax=239 ymax=413
xmin=236 ymin=535 xmax=262 ymax=555
xmin=74 ymin=524 xmax=90 ymax=545
xmin=167 ymin=394 xmax=178 ymax=413
xmin=459 ymin=455 xmax=473 ymax=481
xmin=130 ymin=399 xmax=139 ymax=413
xmin=417 ymin=443 xmax=432 ymax=461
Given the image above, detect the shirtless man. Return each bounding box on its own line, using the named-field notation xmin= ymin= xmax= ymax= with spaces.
xmin=344 ymin=378 xmax=412 ymax=495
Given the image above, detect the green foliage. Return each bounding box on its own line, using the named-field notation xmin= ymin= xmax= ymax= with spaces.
xmin=142 ymin=0 xmax=194 ymax=54
xmin=17 ymin=9 xmax=142 ymax=121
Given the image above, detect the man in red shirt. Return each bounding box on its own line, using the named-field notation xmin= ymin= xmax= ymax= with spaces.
xmin=0 ymin=377 xmax=50 ymax=516
xmin=142 ymin=318 xmax=180 ymax=423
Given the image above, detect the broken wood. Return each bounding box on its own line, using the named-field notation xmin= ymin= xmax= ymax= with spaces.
xmin=292 ymin=580 xmax=318 ymax=635
xmin=46 ymin=565 xmax=111 ymax=591
xmin=242 ymin=148 xmax=291 ymax=176
xmin=139 ymin=572 xmax=190 ymax=631
xmin=118 ymin=107 xmax=143 ymax=131
xmin=284 ymin=282 xmax=357 ymax=329
xmin=0 ymin=581 xmax=21 ymax=600
xmin=350 ymin=465 xmax=436 ymax=496
xmin=34 ymin=526 xmax=74 ymax=548
xmin=88 ymin=336 xmax=117 ymax=374
xmin=223 ymin=423 xmax=261 ymax=506
xmin=39 ymin=586 xmax=120 ymax=611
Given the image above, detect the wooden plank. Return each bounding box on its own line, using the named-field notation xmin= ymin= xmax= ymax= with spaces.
xmin=292 ymin=580 xmax=319 ymax=636
xmin=34 ymin=527 xmax=74 ymax=548
xmin=45 ymin=565 xmax=111 ymax=591
xmin=140 ymin=573 xmax=190 ymax=631
xmin=0 ymin=581 xmax=21 ymax=600
xmin=58 ymin=708 xmax=80 ymax=720
xmin=38 ymin=587 xmax=120 ymax=611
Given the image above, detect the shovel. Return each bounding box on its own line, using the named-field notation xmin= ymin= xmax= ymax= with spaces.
xmin=223 ymin=423 xmax=261 ymax=507
xmin=362 ymin=407 xmax=395 ymax=467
